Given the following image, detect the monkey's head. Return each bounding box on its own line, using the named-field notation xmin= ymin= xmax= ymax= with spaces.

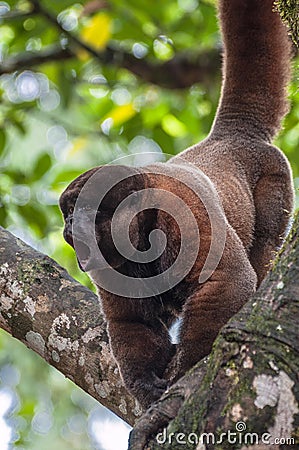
xmin=59 ymin=162 xmax=214 ymax=291
xmin=59 ymin=165 xmax=158 ymax=273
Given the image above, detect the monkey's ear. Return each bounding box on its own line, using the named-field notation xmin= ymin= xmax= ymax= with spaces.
xmin=60 ymin=167 xmax=102 ymax=201
xmin=59 ymin=166 xmax=104 ymax=217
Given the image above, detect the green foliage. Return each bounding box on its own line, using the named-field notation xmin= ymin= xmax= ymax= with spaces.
xmin=0 ymin=0 xmax=298 ymax=448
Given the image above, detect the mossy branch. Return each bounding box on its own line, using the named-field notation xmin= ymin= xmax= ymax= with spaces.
xmin=275 ymin=0 xmax=299 ymax=46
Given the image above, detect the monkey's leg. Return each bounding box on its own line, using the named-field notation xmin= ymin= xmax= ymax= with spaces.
xmin=104 ymin=304 xmax=175 ymax=408
xmin=250 ymin=173 xmax=293 ymax=285
xmin=165 ymin=229 xmax=257 ymax=383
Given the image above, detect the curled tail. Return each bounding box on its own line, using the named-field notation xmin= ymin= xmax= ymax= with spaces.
xmin=211 ymin=0 xmax=292 ymax=141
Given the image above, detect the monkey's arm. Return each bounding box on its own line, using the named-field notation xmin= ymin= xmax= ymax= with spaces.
xmin=165 ymin=228 xmax=257 ymax=383
xmin=100 ymin=293 xmax=175 ymax=408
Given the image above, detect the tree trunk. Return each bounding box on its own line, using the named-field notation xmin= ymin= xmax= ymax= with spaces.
xmin=129 ymin=213 xmax=299 ymax=449
xmin=1 ymin=212 xmax=298 ymax=449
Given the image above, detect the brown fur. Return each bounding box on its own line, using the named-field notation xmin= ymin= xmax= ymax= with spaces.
xmin=59 ymin=0 xmax=294 ymax=408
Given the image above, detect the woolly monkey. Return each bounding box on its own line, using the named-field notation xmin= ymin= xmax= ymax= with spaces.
xmin=60 ymin=0 xmax=294 ymax=408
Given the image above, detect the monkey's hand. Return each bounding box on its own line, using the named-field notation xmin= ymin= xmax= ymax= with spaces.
xmin=124 ymin=371 xmax=168 ymax=409
xmin=163 ymin=358 xmax=178 ymax=385
xmin=163 ymin=350 xmax=188 ymax=385
xmin=105 ymin=315 xmax=174 ymax=409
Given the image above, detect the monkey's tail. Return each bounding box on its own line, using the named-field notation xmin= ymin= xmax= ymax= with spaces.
xmin=211 ymin=0 xmax=292 ymax=142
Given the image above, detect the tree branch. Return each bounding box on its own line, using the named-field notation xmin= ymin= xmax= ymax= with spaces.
xmin=1 ymin=0 xmax=221 ymax=88
xmin=0 ymin=45 xmax=73 ymax=75
xmin=0 ymin=10 xmax=34 ymax=20
xmin=103 ymin=48 xmax=221 ymax=89
xmin=0 ymin=226 xmax=142 ymax=426
xmin=129 ymin=212 xmax=299 ymax=449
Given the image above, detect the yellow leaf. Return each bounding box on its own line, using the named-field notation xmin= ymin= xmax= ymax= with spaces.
xmin=79 ymin=12 xmax=112 ymax=60
xmin=101 ymin=104 xmax=137 ymax=128
xmin=68 ymin=137 xmax=88 ymax=156
xmin=161 ymin=114 xmax=188 ymax=137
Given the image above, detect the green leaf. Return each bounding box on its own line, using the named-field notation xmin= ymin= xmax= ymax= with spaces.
xmin=0 ymin=205 xmax=7 ymax=226
xmin=161 ymin=114 xmax=188 ymax=137
xmin=52 ymin=170 xmax=87 ymax=185
xmin=17 ymin=204 xmax=48 ymax=236
xmin=31 ymin=154 xmax=52 ymax=182
xmin=0 ymin=129 xmax=6 ymax=157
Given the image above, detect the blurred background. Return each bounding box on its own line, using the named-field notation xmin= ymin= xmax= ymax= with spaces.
xmin=0 ymin=0 xmax=298 ymax=449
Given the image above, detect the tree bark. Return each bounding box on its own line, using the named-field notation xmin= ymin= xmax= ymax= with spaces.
xmin=129 ymin=212 xmax=299 ymax=449
xmin=0 ymin=226 xmax=142 ymax=425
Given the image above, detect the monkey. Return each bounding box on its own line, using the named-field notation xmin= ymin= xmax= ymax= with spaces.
xmin=59 ymin=0 xmax=294 ymax=409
